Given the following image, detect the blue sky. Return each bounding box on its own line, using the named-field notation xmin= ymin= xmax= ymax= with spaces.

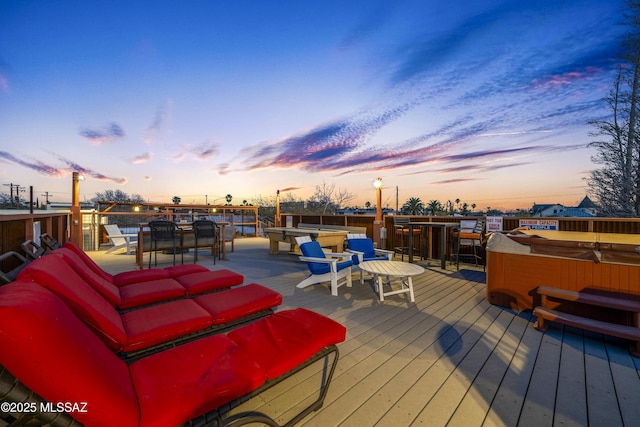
xmin=0 ymin=0 xmax=626 ymax=210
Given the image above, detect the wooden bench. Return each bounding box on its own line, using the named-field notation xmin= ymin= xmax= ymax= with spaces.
xmin=533 ymin=285 xmax=640 ymax=356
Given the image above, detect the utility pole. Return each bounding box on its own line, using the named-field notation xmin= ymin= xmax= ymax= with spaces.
xmin=3 ymin=183 xmax=15 ymax=207
xmin=15 ymin=185 xmax=25 ymax=208
xmin=3 ymin=183 xmax=24 ymax=208
xmin=41 ymin=191 xmax=52 ymax=205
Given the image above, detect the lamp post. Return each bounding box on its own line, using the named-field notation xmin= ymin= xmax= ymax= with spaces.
xmin=373 ymin=177 xmax=383 ymax=222
xmin=70 ymin=172 xmax=84 ymax=247
xmin=372 ymin=177 xmax=383 ymax=247
xmin=275 ymin=190 xmax=281 ymax=227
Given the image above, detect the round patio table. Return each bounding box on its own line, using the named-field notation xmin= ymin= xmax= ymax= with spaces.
xmin=359 ymin=260 xmax=424 ymax=302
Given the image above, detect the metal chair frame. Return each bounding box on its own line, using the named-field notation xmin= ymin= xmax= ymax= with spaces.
xmin=453 ymin=219 xmax=485 ymax=270
xmin=192 ymin=219 xmax=218 ymax=264
xmin=393 ymin=217 xmax=421 ymax=261
xmin=148 ymin=220 xmax=182 ymax=268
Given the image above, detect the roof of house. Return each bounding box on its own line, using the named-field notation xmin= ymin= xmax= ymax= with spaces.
xmin=577 ymin=196 xmax=597 ymax=209
xmin=556 ymin=207 xmax=596 ymax=217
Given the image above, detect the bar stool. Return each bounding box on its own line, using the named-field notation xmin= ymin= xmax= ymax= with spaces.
xmin=192 ymin=219 xmax=218 ymax=264
xmin=148 ymin=220 xmax=182 ymax=268
xmin=452 ymin=219 xmax=485 ymax=270
xmin=393 ymin=217 xmax=421 ymax=261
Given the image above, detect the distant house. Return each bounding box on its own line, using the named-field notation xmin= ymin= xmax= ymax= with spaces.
xmin=530 ymin=196 xmax=597 ymax=218
xmin=576 ymin=196 xmax=598 ymax=216
xmin=530 ymin=203 xmax=565 ymax=217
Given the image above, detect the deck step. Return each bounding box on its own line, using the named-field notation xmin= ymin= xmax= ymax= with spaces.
xmin=537 ymin=285 xmax=640 ymax=312
xmin=533 ymin=306 xmax=640 ymax=341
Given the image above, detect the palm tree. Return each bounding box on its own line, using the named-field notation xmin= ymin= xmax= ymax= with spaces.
xmin=446 ymin=200 xmax=454 ymax=215
xmin=459 ymin=202 xmax=471 ymax=216
xmin=426 ymin=200 xmax=442 ymax=216
xmin=172 ymin=196 xmax=181 ymax=204
xmin=402 ymin=197 xmax=424 ymax=215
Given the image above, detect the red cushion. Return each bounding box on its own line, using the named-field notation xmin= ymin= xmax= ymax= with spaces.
xmin=56 ymin=247 xmax=122 ymax=305
xmin=174 ymin=269 xmax=244 ymax=296
xmin=117 ymin=278 xmax=186 ymax=309
xmin=130 ymin=334 xmax=266 ymax=427
xmin=458 ymin=232 xmax=481 ymax=240
xmin=163 ymin=264 xmax=209 ymax=276
xmin=121 ymin=299 xmax=213 ymax=352
xmin=193 ymin=283 xmax=282 ymax=324
xmin=227 ymin=308 xmax=346 ymax=379
xmin=112 ymin=268 xmax=171 ymax=286
xmin=62 ymin=241 xmax=174 ymax=287
xmin=113 ymin=265 xmax=208 ymax=287
xmin=0 ymin=282 xmax=140 ymax=427
xmin=62 ymin=241 xmax=114 ymax=282
xmin=17 ymin=254 xmax=127 ymax=351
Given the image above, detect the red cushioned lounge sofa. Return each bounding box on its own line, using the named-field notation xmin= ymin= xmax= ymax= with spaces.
xmin=0 ymin=281 xmax=346 ymax=426
xmin=16 ymin=253 xmax=283 ymax=360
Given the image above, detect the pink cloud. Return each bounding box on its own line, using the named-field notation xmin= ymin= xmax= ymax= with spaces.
xmin=132 ymin=152 xmax=152 ymax=164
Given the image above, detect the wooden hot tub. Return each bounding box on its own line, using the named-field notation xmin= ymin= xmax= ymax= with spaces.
xmin=486 ymin=230 xmax=640 ymax=323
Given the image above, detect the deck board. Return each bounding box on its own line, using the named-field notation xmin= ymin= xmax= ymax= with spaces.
xmin=89 ymin=237 xmax=640 ymax=427
xmin=585 ymin=332 xmax=623 ymax=427
xmin=554 ymin=328 xmax=587 ymax=427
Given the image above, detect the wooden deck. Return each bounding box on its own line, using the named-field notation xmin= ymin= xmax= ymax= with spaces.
xmin=92 ymin=237 xmax=640 ymax=427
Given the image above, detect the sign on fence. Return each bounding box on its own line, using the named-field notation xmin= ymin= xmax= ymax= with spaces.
xmin=518 ymin=219 xmax=559 ymax=230
xmin=486 ymin=216 xmax=503 ymax=232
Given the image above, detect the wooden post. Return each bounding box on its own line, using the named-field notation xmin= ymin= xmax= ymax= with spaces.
xmin=70 ymin=172 xmax=83 ymax=248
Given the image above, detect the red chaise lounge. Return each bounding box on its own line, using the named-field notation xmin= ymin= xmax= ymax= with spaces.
xmin=17 ymin=254 xmax=283 ymax=359
xmin=61 ymin=242 xmax=244 ymax=295
xmin=0 ymin=282 xmax=345 ymax=426
xmin=53 ymin=247 xmax=243 ymax=310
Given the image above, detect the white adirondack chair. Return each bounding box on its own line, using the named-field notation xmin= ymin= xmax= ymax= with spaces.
xmin=104 ymin=224 xmax=137 ymax=254
xmin=295 ymin=236 xmax=353 ymax=296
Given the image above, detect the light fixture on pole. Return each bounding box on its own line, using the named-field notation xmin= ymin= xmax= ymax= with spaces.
xmin=70 ymin=172 xmax=85 ymax=247
xmin=372 ymin=177 xmax=384 ymax=247
xmin=373 ymin=177 xmax=383 ymax=222
xmin=275 ymin=190 xmax=281 ymax=227
xmin=71 ymin=172 xmax=84 ymax=207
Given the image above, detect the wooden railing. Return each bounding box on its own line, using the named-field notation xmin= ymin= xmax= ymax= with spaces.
xmin=0 ymin=211 xmax=69 ymax=273
xmin=277 ymin=214 xmax=640 ymax=253
xmin=3 ymin=212 xmax=640 ymax=256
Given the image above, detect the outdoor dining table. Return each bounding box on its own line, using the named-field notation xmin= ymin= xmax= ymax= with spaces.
xmin=406 ymin=221 xmax=459 ymax=268
xmin=136 ymin=221 xmax=229 ymax=268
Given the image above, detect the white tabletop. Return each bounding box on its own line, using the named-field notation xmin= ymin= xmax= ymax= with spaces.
xmin=359 ymin=260 xmax=424 ymax=277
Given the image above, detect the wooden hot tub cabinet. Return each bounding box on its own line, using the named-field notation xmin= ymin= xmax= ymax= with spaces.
xmin=486 ymin=231 xmax=640 ymax=325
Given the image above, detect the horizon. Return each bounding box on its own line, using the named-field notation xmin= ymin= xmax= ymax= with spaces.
xmin=0 ymin=0 xmax=626 ymax=211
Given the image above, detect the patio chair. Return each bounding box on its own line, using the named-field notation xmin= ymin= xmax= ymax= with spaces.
xmin=192 ymin=219 xmax=218 ymax=264
xmin=104 ymin=224 xmax=138 ymax=254
xmin=221 ymin=224 xmax=236 ymax=254
xmin=345 ymin=233 xmax=394 ymax=284
xmin=452 ymin=219 xmax=485 ymax=270
xmin=393 ymin=217 xmax=421 ymax=261
xmin=40 ymin=233 xmax=62 ymax=251
xmin=148 ymin=220 xmax=182 ymax=268
xmin=0 ymin=251 xmax=29 ymax=284
xmin=20 ymin=239 xmax=46 ymax=260
xmin=295 ymin=236 xmax=353 ymax=296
